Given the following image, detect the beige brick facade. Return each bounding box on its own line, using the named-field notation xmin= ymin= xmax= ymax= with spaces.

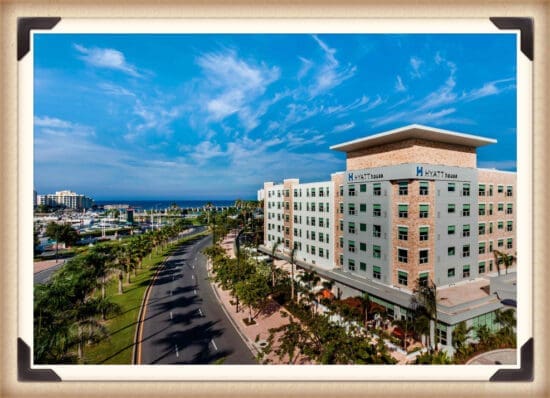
xmin=347 ymin=139 xmax=476 ymax=170
xmin=283 ymin=179 xmax=295 ymax=250
xmin=390 ymin=180 xmax=436 ymax=290
xmin=332 ymin=172 xmax=344 ymax=270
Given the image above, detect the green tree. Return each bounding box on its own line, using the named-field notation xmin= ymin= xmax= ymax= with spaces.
xmin=290 ymin=247 xmax=297 ymax=302
xmin=493 ymin=250 xmax=516 ymax=275
xmin=234 ymin=272 xmax=271 ymax=323
xmin=45 ymin=222 xmax=79 ymax=258
xmin=270 ymin=241 xmax=281 ymax=289
xmin=415 ymin=350 xmax=452 ymax=364
xmin=413 ymin=277 xmax=438 ymax=351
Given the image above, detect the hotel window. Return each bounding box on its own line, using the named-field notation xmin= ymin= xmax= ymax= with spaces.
xmin=507 ymin=238 xmax=513 ymax=249
xmin=319 ymin=203 xmax=324 ymax=212
xmin=326 ymin=249 xmax=329 ymax=258
xmin=448 ymin=204 xmax=456 ymax=214
xmin=339 ymin=220 xmax=344 ymax=231
xmin=398 ymin=271 xmax=408 ymax=286
xmin=462 ymin=224 xmax=471 ymax=237
xmin=339 ymin=202 xmax=344 ymax=214
xmin=311 ymin=231 xmax=316 ymax=240
xmin=419 ymin=250 xmax=429 ymax=264
xmin=326 ymin=203 xmax=329 ymax=212
xmin=462 ymin=183 xmax=470 ymax=196
xmin=498 ymin=185 xmax=504 ymax=193
xmin=339 ymin=185 xmax=344 ymax=196
xmin=398 ymin=226 xmax=408 ymax=241
xmin=489 ymin=185 xmax=493 ymax=196
xmin=284 ymin=189 xmax=289 ymax=197
xmin=360 ymin=203 xmax=367 ymax=213
xmin=479 ymin=223 xmax=486 ymax=235
xmin=462 ymin=245 xmax=470 ymax=257
xmin=311 ymin=202 xmax=316 ymax=211
xmin=489 ymin=241 xmax=494 ymax=252
xmin=479 ymin=242 xmax=486 ymax=254
xmin=339 ymin=255 xmax=344 ymax=266
xmin=479 ymin=262 xmax=486 ymax=274
xmin=448 ymin=247 xmax=455 ymax=256
xmin=373 ymin=204 xmax=381 ymax=217
xmin=348 ymin=185 xmax=356 ymax=196
xmin=360 ymin=223 xmax=367 ymax=232
xmin=360 ymin=242 xmax=367 ymax=252
xmin=448 ymin=183 xmax=456 ymax=192
xmin=398 ymin=181 xmax=408 ymax=195
xmin=437 ymin=325 xmax=448 ymax=346
xmin=448 ymin=225 xmax=456 ymax=235
xmin=360 ymin=184 xmax=367 ymax=193
xmin=463 ymin=265 xmax=470 ymax=278
xmin=293 ymin=189 xmax=298 ymax=197
xmin=462 ymin=204 xmax=470 ymax=217
xmin=373 ymin=183 xmax=381 ymax=196
xmin=360 ymin=262 xmax=367 ymax=271
xmin=348 ymin=203 xmax=356 ymax=215
xmin=489 ymin=222 xmax=493 ymax=234
xmin=507 ymin=221 xmax=513 ymax=232
xmin=373 ymin=266 xmax=381 ymax=279
xmin=448 ymin=268 xmax=455 ymax=277
xmin=319 ymin=248 xmax=324 ymax=257
xmin=373 ymin=245 xmax=382 ymax=259
xmin=398 ymin=204 xmax=408 ymax=218
xmin=478 ymin=204 xmax=486 ymax=216
xmin=419 ymin=227 xmax=429 ymax=241
xmin=348 ymin=222 xmax=356 ymax=234
xmin=498 ymin=239 xmax=504 ymax=248
xmin=489 ymin=260 xmax=494 ymax=271
xmin=339 ymin=237 xmax=344 ymax=248
xmin=479 ymin=184 xmax=486 ymax=196
xmin=489 ymin=203 xmax=494 ymax=215
xmin=311 ymin=246 xmax=316 ymax=255
xmin=348 ymin=259 xmax=355 ymax=271
xmin=306 ymin=216 xmax=310 ymax=226
xmin=326 ymin=187 xmax=330 ymax=196
xmin=498 ymin=203 xmax=504 ymax=212
xmin=506 ymin=204 xmax=513 ymax=214
xmin=373 ymin=225 xmax=381 ymax=238
xmin=419 ymin=204 xmax=429 ymax=218
xmin=311 ymin=188 xmax=316 ymax=197
xmin=294 ymin=228 xmax=298 ymax=237
xmin=506 ymin=186 xmax=513 ymax=196
xmin=498 ymin=221 xmax=504 ymax=230
xmin=319 ymin=232 xmax=324 ymax=242
xmin=319 ymin=218 xmax=324 ymax=227
xmin=419 ymin=181 xmax=429 ymax=195
xmin=319 ymin=188 xmax=324 ymax=197
xmin=348 ymin=241 xmax=356 ymax=253
xmin=419 ymin=272 xmax=429 ymax=287
xmin=294 ymin=202 xmax=298 ymax=210
xmin=285 ymin=239 xmax=290 ymax=248
xmin=398 ymin=248 xmax=408 ymax=263
xmin=311 ymin=217 xmax=316 ymax=226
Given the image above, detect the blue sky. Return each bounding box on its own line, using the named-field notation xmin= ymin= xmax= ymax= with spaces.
xmin=34 ymin=34 xmax=517 ymax=200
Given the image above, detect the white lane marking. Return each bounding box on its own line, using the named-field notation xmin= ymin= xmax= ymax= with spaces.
xmin=194 ymin=289 xmax=197 ymax=295
xmin=175 ymin=345 xmax=179 ymax=357
xmin=211 ymin=339 xmax=218 ymax=351
xmin=170 ymin=311 xmax=173 ymax=320
xmin=191 ymin=275 xmax=194 ymax=280
xmin=198 ymin=308 xmax=203 ymax=317
xmin=192 ymin=265 xmax=195 ymax=269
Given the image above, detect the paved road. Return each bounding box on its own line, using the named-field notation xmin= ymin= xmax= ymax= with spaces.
xmin=139 ymin=234 xmax=256 ymax=364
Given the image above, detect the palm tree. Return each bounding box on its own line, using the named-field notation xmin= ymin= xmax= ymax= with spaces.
xmin=290 ymin=247 xmax=297 ymax=302
xmin=493 ymin=250 xmax=517 ymax=275
xmin=413 ymin=277 xmax=438 ymax=351
xmin=270 ymin=241 xmax=280 ymax=289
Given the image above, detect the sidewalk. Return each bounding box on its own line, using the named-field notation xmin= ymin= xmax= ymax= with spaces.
xmin=34 ymin=259 xmax=64 ymax=274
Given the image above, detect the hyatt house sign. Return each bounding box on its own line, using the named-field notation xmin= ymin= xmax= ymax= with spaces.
xmin=347 ymin=164 xmax=473 ymax=183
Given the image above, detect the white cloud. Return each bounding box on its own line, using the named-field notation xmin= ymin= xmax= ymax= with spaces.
xmin=326 ymin=95 xmax=369 ymax=115
xmin=412 ymin=108 xmax=457 ymax=123
xmin=308 ymin=35 xmax=357 ymax=98
xmin=395 ymin=75 xmax=406 ymax=92
xmin=98 ymin=82 xmax=136 ymax=97
xmin=297 ymin=57 xmax=313 ymax=79
xmin=461 ymin=77 xmax=515 ymax=102
xmin=332 ymin=122 xmax=355 ymax=133
xmin=410 ymin=56 xmax=423 ymax=78
xmin=478 ymin=160 xmax=517 ymax=170
xmin=34 ymin=116 xmax=72 ymax=129
xmin=130 ymin=100 xmax=181 ymax=137
xmin=34 ymin=116 xmax=95 ymax=137
xmin=74 ymin=44 xmax=142 ymax=77
xmin=363 ymin=95 xmax=384 ymax=112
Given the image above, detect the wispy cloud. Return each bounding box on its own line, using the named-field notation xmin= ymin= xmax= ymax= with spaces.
xmin=74 ymin=44 xmax=142 ymax=77
xmin=461 ymin=77 xmax=515 ymax=102
xmin=35 ymin=116 xmax=95 ymax=137
xmin=326 ymin=95 xmax=369 ymax=115
xmin=363 ymin=95 xmax=384 ymax=112
xmin=130 ymin=100 xmax=181 ymax=138
xmin=196 ymin=49 xmax=280 ymax=130
xmin=332 ymin=122 xmax=355 ymax=133
xmin=478 ymin=160 xmax=517 ymax=170
xmin=297 ymin=56 xmax=313 ymax=80
xmin=395 ymin=75 xmax=406 ymax=92
xmin=410 ymin=56 xmax=423 ymax=78
xmin=308 ymin=35 xmax=357 ymax=98
xmin=98 ymin=82 xmax=136 ymax=97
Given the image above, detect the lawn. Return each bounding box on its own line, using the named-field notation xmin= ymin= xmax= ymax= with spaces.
xmin=83 ymin=231 xmax=209 ymax=364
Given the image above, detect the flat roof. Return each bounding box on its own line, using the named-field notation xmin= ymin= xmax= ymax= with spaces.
xmin=330 ymin=124 xmax=497 ymax=152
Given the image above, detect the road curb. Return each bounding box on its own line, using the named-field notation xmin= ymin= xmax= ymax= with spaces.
xmin=206 ymin=259 xmax=260 ymax=359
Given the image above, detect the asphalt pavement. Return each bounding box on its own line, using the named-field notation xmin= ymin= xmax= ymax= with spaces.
xmin=139 ymin=234 xmax=257 ymax=364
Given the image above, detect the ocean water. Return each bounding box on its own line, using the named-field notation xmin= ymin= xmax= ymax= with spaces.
xmin=94 ymin=200 xmax=238 ymax=210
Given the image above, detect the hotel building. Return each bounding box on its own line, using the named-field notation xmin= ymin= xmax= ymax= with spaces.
xmin=37 ymin=190 xmax=95 ymax=210
xmin=260 ymin=124 xmax=516 ymax=351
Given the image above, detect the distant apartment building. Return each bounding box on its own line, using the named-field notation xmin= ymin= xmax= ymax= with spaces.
xmin=37 ymin=190 xmax=95 ymax=210
xmin=260 ymin=124 xmax=517 ymax=350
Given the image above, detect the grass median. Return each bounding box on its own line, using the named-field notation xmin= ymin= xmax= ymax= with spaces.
xmin=83 ymin=231 xmax=209 ymax=364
